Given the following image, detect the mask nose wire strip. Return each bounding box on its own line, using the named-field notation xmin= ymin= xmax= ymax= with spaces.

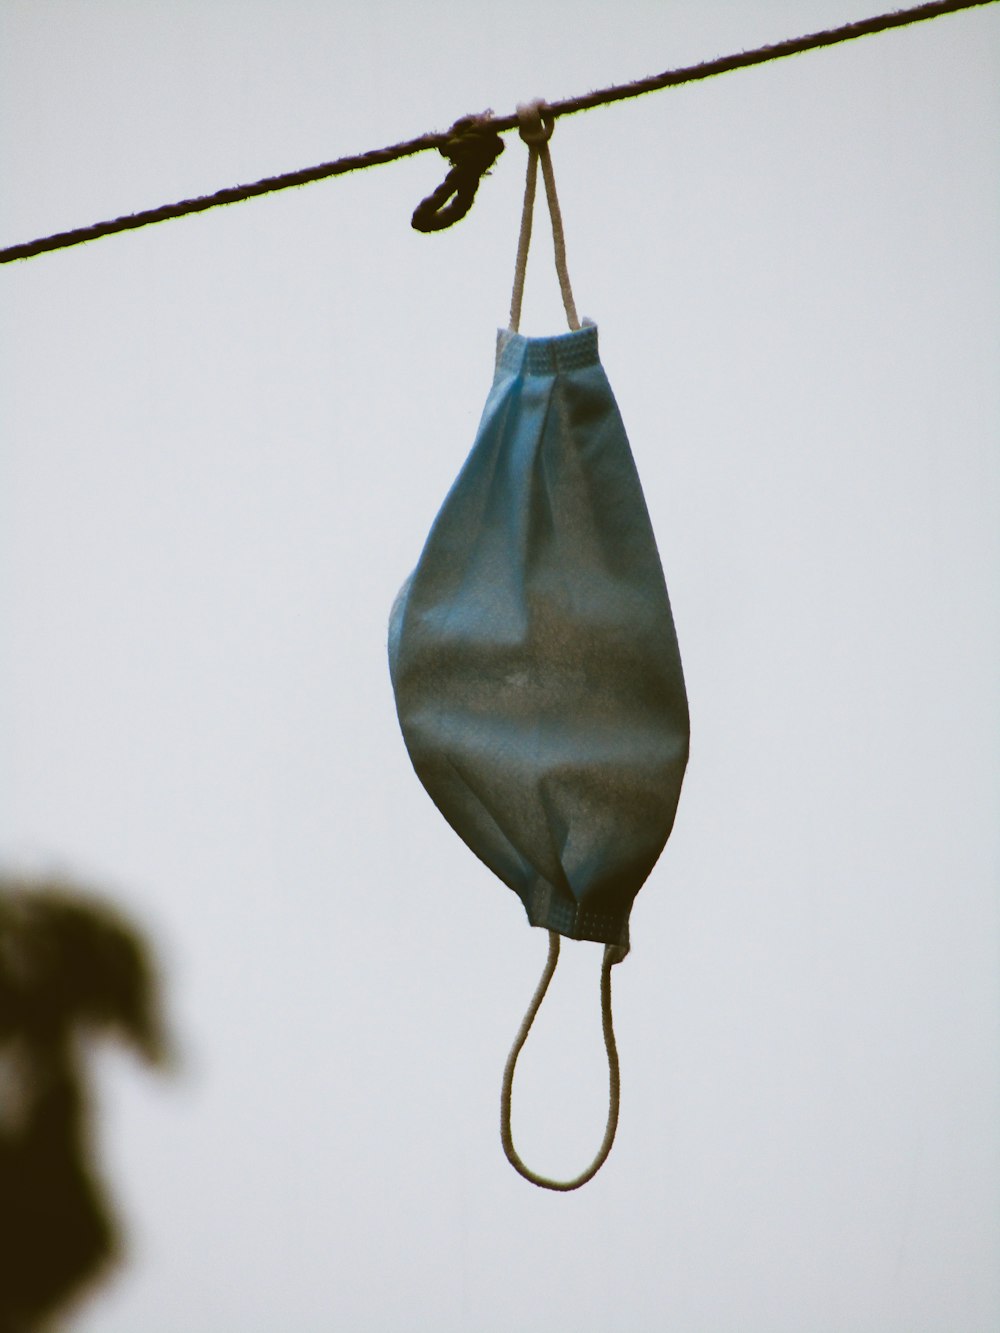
xmin=508 ymin=100 xmax=580 ymax=334
xmin=500 ymin=931 xmax=622 ymax=1191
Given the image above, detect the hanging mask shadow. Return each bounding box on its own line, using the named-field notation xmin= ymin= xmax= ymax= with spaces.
xmin=389 ymin=101 xmax=689 ymax=1189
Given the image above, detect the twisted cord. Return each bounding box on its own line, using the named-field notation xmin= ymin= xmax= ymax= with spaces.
xmin=1 ymin=0 xmax=994 ymax=263
xmin=500 ymin=932 xmax=622 ymax=1192
xmin=0 ymin=133 xmax=445 ymax=263
xmin=527 ymin=0 xmax=997 ymax=119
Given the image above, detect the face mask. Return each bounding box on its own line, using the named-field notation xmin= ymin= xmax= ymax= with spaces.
xmin=389 ymin=102 xmax=689 ymax=1189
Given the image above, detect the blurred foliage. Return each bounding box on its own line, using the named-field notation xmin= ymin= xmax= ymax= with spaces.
xmin=0 ymin=879 xmax=168 ymax=1333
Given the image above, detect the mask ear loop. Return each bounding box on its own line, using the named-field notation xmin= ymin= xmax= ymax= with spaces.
xmin=508 ymin=101 xmax=580 ymax=334
xmin=501 ymin=110 xmax=612 ymax=1187
xmin=500 ymin=930 xmax=622 ymax=1191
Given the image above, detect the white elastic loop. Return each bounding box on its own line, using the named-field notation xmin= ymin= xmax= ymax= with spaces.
xmin=499 ymin=930 xmax=621 ymax=1191
xmin=508 ymin=101 xmax=580 ymax=333
xmin=508 ymin=141 xmax=538 ymax=334
xmin=536 ymin=140 xmax=580 ymax=331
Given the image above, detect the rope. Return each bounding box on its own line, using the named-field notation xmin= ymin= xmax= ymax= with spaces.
xmin=500 ymin=931 xmax=622 ymax=1192
xmin=0 ymin=0 xmax=993 ymax=263
xmin=508 ymin=102 xmax=579 ymax=333
xmin=534 ymin=0 xmax=997 ymax=118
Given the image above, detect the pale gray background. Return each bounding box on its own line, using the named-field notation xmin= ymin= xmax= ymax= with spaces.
xmin=2 ymin=2 xmax=998 ymax=1330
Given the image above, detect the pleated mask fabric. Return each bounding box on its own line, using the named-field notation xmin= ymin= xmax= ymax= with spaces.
xmin=388 ymin=321 xmax=689 ymax=955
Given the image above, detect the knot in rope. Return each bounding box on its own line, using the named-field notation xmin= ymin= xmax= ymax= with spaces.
xmin=411 ymin=113 xmax=505 ymax=232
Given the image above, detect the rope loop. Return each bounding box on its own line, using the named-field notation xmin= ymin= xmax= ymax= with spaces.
xmin=500 ymin=931 xmax=623 ymax=1191
xmin=508 ymin=101 xmax=580 ymax=333
xmin=411 ymin=113 xmax=505 ymax=232
xmin=516 ymin=100 xmax=555 ymax=145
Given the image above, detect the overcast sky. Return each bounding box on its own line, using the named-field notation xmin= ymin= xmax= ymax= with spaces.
xmin=2 ymin=2 xmax=998 ymax=1330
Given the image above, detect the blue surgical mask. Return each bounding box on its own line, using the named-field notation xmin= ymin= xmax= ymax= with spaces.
xmin=389 ymin=105 xmax=689 ymax=1189
xmin=390 ymin=322 xmax=688 ymax=953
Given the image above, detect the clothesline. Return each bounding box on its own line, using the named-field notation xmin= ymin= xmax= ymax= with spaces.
xmin=1 ymin=0 xmax=995 ymax=264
